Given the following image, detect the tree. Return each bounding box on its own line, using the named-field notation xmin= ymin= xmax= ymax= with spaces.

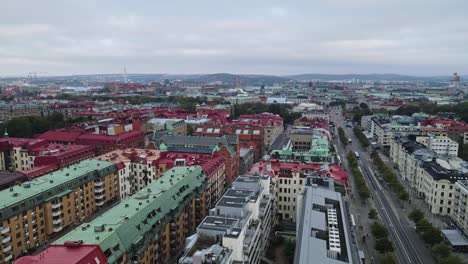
xmin=409 ymin=209 xmax=425 ymax=223
xmin=375 ymin=238 xmax=394 ymax=253
xmin=422 ymin=227 xmax=443 ymax=245
xmin=440 ymin=255 xmax=464 ymax=264
xmin=6 ymin=118 xmax=33 ymax=138
xmin=186 ymin=125 xmax=194 ymax=136
xmin=284 ymin=239 xmax=296 ymax=262
xmin=432 ymin=243 xmax=451 ymax=262
xmin=416 ymin=218 xmax=432 ymax=234
xmin=381 ymin=253 xmax=398 ymax=264
xmin=371 ymin=221 xmax=389 ymax=239
xmin=368 ymin=209 xmax=378 ymax=219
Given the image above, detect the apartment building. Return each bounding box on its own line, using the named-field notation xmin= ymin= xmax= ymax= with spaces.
xmin=0 ymin=137 xmax=95 ymax=178
xmin=96 ymin=149 xmax=226 ymax=208
xmin=416 ymin=161 xmax=468 ymax=216
xmin=362 ymin=115 xmax=421 ymax=147
xmin=295 ymin=177 xmax=357 ymax=264
xmin=390 ymin=137 xmax=436 ymax=188
xmin=154 ymin=135 xmax=239 ymax=185
xmin=37 ymin=130 xmax=146 ymax=155
xmin=0 ymin=138 xmax=48 ymax=171
xmin=146 ymin=118 xmax=187 ymax=135
xmin=416 ymin=136 xmax=459 ymax=157
xmin=237 ymin=113 xmax=284 ymax=146
xmin=293 ymin=117 xmax=329 ymax=130
xmin=0 ymin=159 xmax=119 ymax=263
xmin=249 ymin=160 xmax=348 ymax=222
xmin=153 ymin=151 xmax=226 ymax=209
xmin=271 ymin=132 xmax=330 ymax=163
xmin=451 ymin=180 xmax=468 ymax=238
xmin=179 ymin=175 xmax=274 ymax=264
xmin=44 ymin=166 xmax=208 ymax=264
xmin=0 ymin=104 xmax=44 ymax=122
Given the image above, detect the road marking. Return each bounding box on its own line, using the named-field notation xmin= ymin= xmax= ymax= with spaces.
xmin=376 ymin=192 xmax=412 ymax=263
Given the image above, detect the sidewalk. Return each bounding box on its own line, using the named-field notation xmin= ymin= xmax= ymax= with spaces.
xmin=340 ymin=141 xmax=379 ymax=262
xmin=377 ymin=152 xmax=448 ymax=229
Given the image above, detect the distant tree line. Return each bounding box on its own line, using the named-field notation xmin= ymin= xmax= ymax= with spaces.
xmin=232 ymin=102 xmax=301 ymax=125
xmin=394 ymin=102 xmax=468 ymax=123
xmin=55 ymin=94 xmax=225 ymax=112
xmin=0 ymin=112 xmax=86 ymax=138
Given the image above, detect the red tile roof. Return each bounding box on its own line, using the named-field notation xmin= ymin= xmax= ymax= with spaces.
xmin=14 ymin=244 xmax=108 ymax=264
xmin=37 ymin=131 xmax=82 ymax=142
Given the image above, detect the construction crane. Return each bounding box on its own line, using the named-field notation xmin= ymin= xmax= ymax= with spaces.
xmin=28 ymin=72 xmax=48 ymax=79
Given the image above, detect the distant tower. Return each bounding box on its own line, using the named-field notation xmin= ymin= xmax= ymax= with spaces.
xmin=123 ymin=66 xmax=128 ymax=84
xmin=260 ymin=85 xmax=265 ymax=95
xmin=451 ymin=72 xmax=461 ymax=88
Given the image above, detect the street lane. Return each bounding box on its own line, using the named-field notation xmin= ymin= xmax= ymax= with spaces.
xmin=330 ymin=106 xmax=433 ymax=264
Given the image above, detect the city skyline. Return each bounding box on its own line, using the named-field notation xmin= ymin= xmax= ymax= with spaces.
xmin=1 ymin=0 xmax=467 ymax=76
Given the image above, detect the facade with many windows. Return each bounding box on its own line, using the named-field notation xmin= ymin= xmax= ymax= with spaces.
xmin=0 ymin=159 xmax=119 ymax=263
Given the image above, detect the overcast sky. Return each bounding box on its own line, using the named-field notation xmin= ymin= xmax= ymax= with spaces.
xmin=1 ymin=0 xmax=467 ymax=76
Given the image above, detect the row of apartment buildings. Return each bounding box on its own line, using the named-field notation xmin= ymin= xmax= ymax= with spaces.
xmin=1 ymin=144 xmax=229 ymax=263
xmin=362 ymin=114 xmax=468 ymax=148
xmin=390 ymin=136 xmax=468 ymax=216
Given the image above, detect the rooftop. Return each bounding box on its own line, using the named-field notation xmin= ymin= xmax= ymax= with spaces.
xmin=55 ymin=166 xmax=206 ymax=264
xmin=295 ymin=184 xmax=354 ymax=264
xmin=14 ymin=244 xmax=107 ymax=264
xmin=37 ymin=131 xmax=82 ymax=142
xmin=0 ymin=171 xmax=28 ymax=190
xmin=0 ymin=159 xmax=116 ymax=221
xmin=422 ymin=160 xmax=468 ymax=182
xmin=96 ymin=148 xmax=162 ymax=164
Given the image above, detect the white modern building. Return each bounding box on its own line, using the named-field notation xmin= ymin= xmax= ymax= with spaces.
xmin=416 ymin=136 xmax=459 ymax=157
xmin=179 ymin=175 xmax=275 ymax=264
xmin=295 ymin=177 xmax=357 ymax=264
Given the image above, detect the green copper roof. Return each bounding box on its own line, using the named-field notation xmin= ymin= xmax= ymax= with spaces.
xmin=0 ymin=159 xmax=116 ymax=221
xmin=159 ymin=142 xmax=168 ymax=150
xmin=55 ymin=166 xmax=207 ymax=264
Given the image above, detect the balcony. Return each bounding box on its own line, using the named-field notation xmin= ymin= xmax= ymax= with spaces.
xmin=0 ymin=227 xmax=10 ymax=234
xmin=52 ymin=210 xmax=61 ymax=217
xmin=53 ymin=226 xmax=62 ymax=233
xmin=4 ymin=254 xmax=12 ymax=262
xmin=2 ymin=245 xmax=12 ymax=253
xmin=53 ymin=218 xmax=62 ymax=225
xmin=95 ymin=187 xmax=104 ymax=193
xmin=95 ymin=194 xmax=104 ymax=200
xmin=94 ymin=181 xmax=103 ymax=187
xmin=2 ymin=236 xmax=11 ymax=244
xmin=96 ymin=201 xmax=104 ymax=207
xmin=52 ymin=203 xmax=61 ymax=209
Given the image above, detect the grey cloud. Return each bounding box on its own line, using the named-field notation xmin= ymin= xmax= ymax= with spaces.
xmin=0 ymin=0 xmax=467 ymax=76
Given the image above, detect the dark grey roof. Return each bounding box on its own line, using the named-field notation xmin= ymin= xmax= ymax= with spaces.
xmin=167 ymin=147 xmax=212 ymax=154
xmin=0 ymin=171 xmax=28 ymax=191
xmin=422 ymin=161 xmax=468 ymax=182
xmin=402 ymin=140 xmax=427 ymax=154
xmin=160 ymin=134 xmax=237 ymax=147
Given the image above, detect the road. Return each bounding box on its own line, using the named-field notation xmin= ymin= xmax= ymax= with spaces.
xmin=330 ymin=106 xmax=433 ymax=264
